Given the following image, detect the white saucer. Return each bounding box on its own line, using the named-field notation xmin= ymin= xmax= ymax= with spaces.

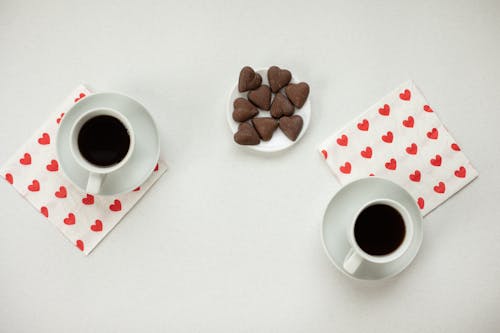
xmin=56 ymin=92 xmax=160 ymax=196
xmin=226 ymin=68 xmax=311 ymax=152
xmin=321 ymin=177 xmax=424 ymax=280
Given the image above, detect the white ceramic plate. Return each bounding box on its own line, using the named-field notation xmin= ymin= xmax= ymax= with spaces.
xmin=321 ymin=177 xmax=424 ymax=280
xmin=56 ymin=92 xmax=160 ymax=196
xmin=226 ymin=68 xmax=311 ymax=152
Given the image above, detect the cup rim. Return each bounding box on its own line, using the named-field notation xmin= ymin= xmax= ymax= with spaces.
xmin=69 ymin=107 xmax=135 ymax=174
xmin=347 ymin=198 xmax=414 ymax=264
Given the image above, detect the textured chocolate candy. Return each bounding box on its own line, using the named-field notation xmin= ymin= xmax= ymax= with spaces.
xmin=232 ymin=98 xmax=258 ymax=122
xmin=270 ymin=93 xmax=294 ymax=119
xmin=285 ymin=82 xmax=310 ymax=108
xmin=248 ymin=85 xmax=272 ymax=110
xmin=238 ymin=66 xmax=262 ymax=92
xmin=279 ymin=115 xmax=303 ymax=141
xmin=234 ymin=122 xmax=260 ymax=145
xmin=252 ymin=117 xmax=279 ymax=141
xmin=268 ymin=66 xmax=292 ymax=93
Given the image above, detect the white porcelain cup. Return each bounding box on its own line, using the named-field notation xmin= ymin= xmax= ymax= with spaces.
xmin=69 ymin=108 xmax=135 ymax=194
xmin=343 ymin=198 xmax=414 ymax=274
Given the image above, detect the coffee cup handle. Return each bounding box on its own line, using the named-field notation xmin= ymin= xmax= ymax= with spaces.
xmin=343 ymin=248 xmax=363 ymax=274
xmin=86 ymin=172 xmax=105 ymax=194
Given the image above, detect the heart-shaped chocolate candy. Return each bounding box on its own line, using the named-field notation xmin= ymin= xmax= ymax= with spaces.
xmin=238 ymin=66 xmax=262 ymax=92
xmin=268 ymin=66 xmax=292 ymax=93
xmin=252 ymin=117 xmax=279 ymax=141
xmin=285 ymin=82 xmax=310 ymax=108
xmin=270 ymin=93 xmax=294 ymax=119
xmin=279 ymin=115 xmax=303 ymax=141
xmin=234 ymin=122 xmax=260 ymax=145
xmin=232 ymin=98 xmax=258 ymax=122
xmin=248 ymin=85 xmax=272 ymax=110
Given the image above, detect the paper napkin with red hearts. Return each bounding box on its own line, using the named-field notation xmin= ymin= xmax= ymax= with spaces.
xmin=318 ymin=81 xmax=478 ymax=215
xmin=0 ymin=85 xmax=166 ymax=254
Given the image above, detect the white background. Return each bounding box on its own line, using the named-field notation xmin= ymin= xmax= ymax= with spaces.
xmin=1 ymin=0 xmax=499 ymax=332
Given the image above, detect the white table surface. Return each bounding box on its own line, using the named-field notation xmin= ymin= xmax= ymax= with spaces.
xmin=1 ymin=0 xmax=499 ymax=332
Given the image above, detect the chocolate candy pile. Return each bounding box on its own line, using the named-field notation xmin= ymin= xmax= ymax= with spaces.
xmin=233 ymin=66 xmax=310 ymax=146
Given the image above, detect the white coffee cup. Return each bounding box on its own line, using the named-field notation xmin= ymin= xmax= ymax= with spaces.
xmin=343 ymin=198 xmax=414 ymax=274
xmin=69 ymin=108 xmax=135 ymax=194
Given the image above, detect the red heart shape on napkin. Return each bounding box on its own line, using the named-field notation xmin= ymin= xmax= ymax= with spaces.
xmin=378 ymin=104 xmax=390 ymax=116
xmin=90 ymin=219 xmax=103 ymax=232
xmin=5 ymin=173 xmax=13 ymax=184
xmin=433 ymin=182 xmax=446 ymax=194
xmin=451 ymin=143 xmax=460 ymax=151
xmin=430 ymin=154 xmax=442 ymax=167
xmin=28 ymin=179 xmax=40 ymax=192
xmin=454 ymin=166 xmax=466 ymax=178
xmin=56 ymin=113 xmax=65 ymax=124
xmin=423 ymin=105 xmax=433 ymax=113
xmin=74 ymin=93 xmax=86 ymax=102
xmin=321 ymin=150 xmax=328 ymax=159
xmin=357 ymin=119 xmax=369 ymax=131
xmin=109 ymin=199 xmax=122 ymax=212
xmin=20 ymin=153 xmax=31 ymax=165
xmin=360 ymin=146 xmax=372 ymax=159
xmin=405 ymin=143 xmax=418 ymax=155
xmin=76 ymin=239 xmax=84 ymax=251
xmin=55 ymin=186 xmax=67 ymax=198
xmin=82 ymin=194 xmax=94 ymax=205
xmin=339 ymin=162 xmax=351 ymax=174
xmin=409 ymin=170 xmax=421 ymax=182
xmin=46 ymin=159 xmax=59 ymax=172
xmin=64 ymin=213 xmax=76 ymax=225
xmin=402 ymin=116 xmax=414 ymax=128
xmin=417 ymin=197 xmax=425 ymax=210
xmin=381 ymin=131 xmax=393 ymax=143
xmin=427 ymin=128 xmax=439 ymax=140
xmin=133 ymin=186 xmax=141 ymax=192
xmin=40 ymin=206 xmax=49 ymax=218
xmin=399 ymin=89 xmax=411 ymax=101
xmin=37 ymin=133 xmax=50 ymax=145
xmin=385 ymin=158 xmax=397 ymax=170
xmin=336 ymin=134 xmax=348 ymax=146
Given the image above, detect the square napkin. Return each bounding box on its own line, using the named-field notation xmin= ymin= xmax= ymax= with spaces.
xmin=318 ymin=81 xmax=478 ymax=215
xmin=0 ymin=85 xmax=166 ymax=254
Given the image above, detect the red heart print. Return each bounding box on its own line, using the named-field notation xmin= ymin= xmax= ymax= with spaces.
xmin=82 ymin=194 xmax=94 ymax=205
xmin=417 ymin=197 xmax=425 ymax=210
xmin=109 ymin=199 xmax=122 ymax=212
xmin=409 ymin=170 xmax=421 ymax=182
xmin=451 ymin=143 xmax=461 ymax=151
xmin=90 ymin=219 xmax=103 ymax=232
xmin=64 ymin=213 xmax=76 ymax=225
xmin=321 ymin=150 xmax=328 ymax=159
xmin=339 ymin=162 xmax=351 ymax=174
xmin=423 ymin=105 xmax=433 ymax=112
xmin=357 ymin=119 xmax=369 ymax=131
xmin=74 ymin=93 xmax=86 ymax=102
xmin=378 ymin=104 xmax=390 ymax=116
xmin=360 ymin=146 xmax=372 ymax=159
xmin=336 ymin=134 xmax=348 ymax=146
xmin=399 ymin=89 xmax=411 ymax=101
xmin=455 ymin=166 xmax=466 ymax=178
xmin=40 ymin=206 xmax=49 ymax=218
xmin=76 ymin=239 xmax=84 ymax=251
xmin=37 ymin=133 xmax=50 ymax=145
xmin=55 ymin=186 xmax=67 ymax=198
xmin=133 ymin=187 xmax=141 ymax=192
xmin=369 ymin=173 xmax=375 ymax=177
xmin=402 ymin=116 xmax=414 ymax=128
xmin=381 ymin=131 xmax=393 ymax=143
xmin=5 ymin=173 xmax=13 ymax=184
xmin=385 ymin=158 xmax=397 ymax=170
xmin=46 ymin=159 xmax=59 ymax=172
xmin=427 ymin=128 xmax=438 ymax=140
xmin=405 ymin=143 xmax=418 ymax=155
xmin=56 ymin=113 xmax=65 ymax=124
xmin=20 ymin=153 xmax=31 ymax=165
xmin=434 ymin=182 xmax=446 ymax=194
xmin=154 ymin=163 xmax=159 ymax=172
xmin=28 ymin=179 xmax=40 ymax=192
xmin=430 ymin=154 xmax=442 ymax=167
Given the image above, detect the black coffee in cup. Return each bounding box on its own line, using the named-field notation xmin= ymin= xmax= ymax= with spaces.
xmin=77 ymin=115 xmax=130 ymax=167
xmin=354 ymin=204 xmax=406 ymax=256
